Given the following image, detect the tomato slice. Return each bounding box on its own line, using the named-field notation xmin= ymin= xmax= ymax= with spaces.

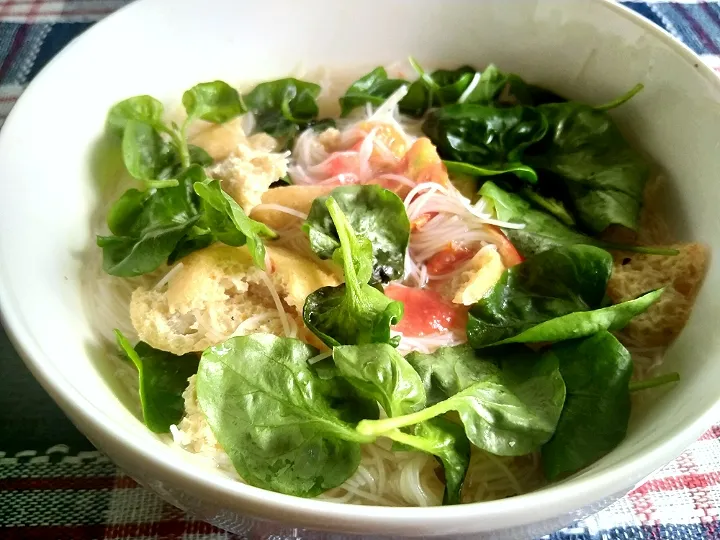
xmin=425 ymin=243 xmax=475 ymax=276
xmin=385 ymin=284 xmax=468 ymax=337
xmin=486 ymin=226 xmax=523 ymax=267
xmin=325 ymin=153 xmax=361 ymax=179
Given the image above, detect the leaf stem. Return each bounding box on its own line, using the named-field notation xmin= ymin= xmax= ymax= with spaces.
xmin=357 ymin=399 xmax=451 ymax=436
xmin=383 ymin=429 xmax=433 ymax=452
xmin=595 ymin=83 xmax=644 ymax=111
xmin=599 ymin=242 xmax=680 ymax=256
xmin=178 ymin=120 xmax=191 ymax=168
xmin=157 ymin=122 xmax=190 ymax=169
xmin=629 ymin=372 xmax=680 ymax=392
xmin=144 ymin=179 xmax=179 ymax=189
xmin=408 ymin=56 xmax=441 ymax=92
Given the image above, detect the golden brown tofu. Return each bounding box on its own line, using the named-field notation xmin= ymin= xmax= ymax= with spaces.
xmin=608 ymin=243 xmax=709 ymax=347
xmin=130 ymin=244 xmax=339 ymax=355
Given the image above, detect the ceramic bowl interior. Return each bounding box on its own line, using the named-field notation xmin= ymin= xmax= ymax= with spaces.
xmin=0 ymin=0 xmax=719 ymax=538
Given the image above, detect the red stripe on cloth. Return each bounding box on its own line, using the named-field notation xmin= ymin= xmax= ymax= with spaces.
xmin=673 ymin=3 xmax=720 ymax=55
xmin=700 ymin=2 xmax=720 ymax=33
xmin=632 ymin=471 xmax=720 ymax=496
xmin=0 ymin=524 xmax=107 ymax=540
xmin=700 ymin=425 xmax=720 ymax=441
xmin=26 ymin=0 xmax=43 ymax=24
xmin=114 ymin=475 xmax=139 ymax=488
xmin=0 ymin=0 xmax=19 ymax=18
xmin=0 ymin=9 xmax=117 ymax=18
xmin=1 ymin=475 xmax=117 ymax=490
xmin=104 ymin=519 xmax=218 ymax=538
xmin=0 ymin=23 xmax=28 ymax=80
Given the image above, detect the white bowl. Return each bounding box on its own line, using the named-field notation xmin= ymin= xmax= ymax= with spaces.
xmin=0 ymin=0 xmax=719 ymax=538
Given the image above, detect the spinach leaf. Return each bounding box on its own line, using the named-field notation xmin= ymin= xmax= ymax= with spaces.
xmin=339 ymin=67 xmax=408 ymax=117
xmin=196 ymin=334 xmax=371 ymax=497
xmin=333 ymin=343 xmax=470 ymax=504
xmin=188 ymin=144 xmax=214 ymax=166
xmin=194 ymin=179 xmax=277 ymax=270
xmin=443 ymin=160 xmax=536 ymax=180
xmin=541 ymin=332 xmax=632 ymax=480
xmin=466 ymin=245 xmax=662 ymax=347
xmin=122 ymin=120 xmax=168 ymax=181
xmin=405 ymin=344 xmax=499 ymax=406
xmin=115 ymin=330 xmax=199 ymax=433
xmin=303 ymin=197 xmax=404 ymax=347
xmin=413 ymin=63 xmax=478 ymax=105
xmin=479 ymin=181 xmax=596 ymax=256
xmin=303 ymin=185 xmax=410 ymax=283
xmin=358 ymin=344 xmax=565 ymax=456
xmin=480 ymin=182 xmax=679 ymax=258
xmin=97 ymin=166 xmax=204 ymax=277
xmin=526 ymin=103 xmax=649 ymax=232
xmin=333 ymin=344 xmax=426 ymax=418
xmin=392 ymin=418 xmax=471 ymax=505
xmin=107 ymin=95 xmax=164 ymax=135
xmin=243 ymin=78 xmax=321 ymax=148
xmin=422 ymin=104 xmax=548 ymax=183
xmin=182 ymin=81 xmax=246 ymax=124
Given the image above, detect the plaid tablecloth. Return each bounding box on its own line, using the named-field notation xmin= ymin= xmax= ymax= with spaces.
xmin=1 ymin=1 xmax=720 ymax=539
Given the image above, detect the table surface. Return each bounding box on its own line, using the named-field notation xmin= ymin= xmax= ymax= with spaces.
xmin=1 ymin=1 xmax=720 ymax=539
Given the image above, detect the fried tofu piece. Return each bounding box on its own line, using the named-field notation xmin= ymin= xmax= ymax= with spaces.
xmin=207 ymin=132 xmax=288 ymax=214
xmin=189 ymin=118 xmax=247 ymax=162
xmin=130 ymin=244 xmax=339 ymax=355
xmin=608 ymin=243 xmax=709 ymax=347
xmin=249 ymin=185 xmax=334 ymax=231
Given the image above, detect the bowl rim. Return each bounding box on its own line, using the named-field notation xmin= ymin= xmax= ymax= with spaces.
xmin=1 ymin=0 xmax=719 ymax=535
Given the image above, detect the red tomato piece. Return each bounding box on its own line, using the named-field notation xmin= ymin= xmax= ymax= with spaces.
xmin=486 ymin=225 xmax=523 ymax=267
xmin=325 ymin=153 xmax=360 ymax=178
xmin=425 ymin=244 xmax=475 ymax=276
xmin=385 ymin=284 xmax=468 ymax=337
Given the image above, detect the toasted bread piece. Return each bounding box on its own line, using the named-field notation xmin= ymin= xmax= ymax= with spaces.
xmin=608 ymin=243 xmax=709 ymax=347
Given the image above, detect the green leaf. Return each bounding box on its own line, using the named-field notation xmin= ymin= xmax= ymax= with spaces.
xmin=303 ymin=197 xmax=404 ymax=347
xmin=422 ymin=104 xmax=548 ymax=183
xmin=107 ymin=95 xmax=164 ymax=135
xmin=122 ymin=120 xmax=167 ymax=180
xmin=479 ymin=181 xmax=603 ymax=256
xmin=196 ymin=334 xmax=371 ymax=497
xmin=333 ymin=344 xmax=426 ymax=418
xmin=97 ymin=166 xmax=203 ymax=277
xmin=243 ymin=78 xmax=321 ymax=148
xmin=466 ymin=245 xmax=662 ymax=347
xmin=188 ymin=144 xmax=213 ymax=166
xmin=358 ymin=344 xmax=565 ymax=456
xmin=526 ymin=102 xmax=649 ymax=232
xmin=339 ymin=67 xmax=408 ymax=117
xmin=541 ymin=332 xmax=632 ymax=480
xmin=519 ymin=188 xmax=576 ymax=226
xmin=182 ymin=81 xmax=246 ymax=124
xmin=405 ymin=344 xmax=499 ymax=406
xmin=480 ymin=182 xmax=679 ymax=257
xmin=459 ymin=64 xmax=506 ymax=104
xmin=333 ymin=343 xmax=470 ymax=504
xmin=628 ymin=372 xmax=680 ymax=392
xmin=443 ymin=160 xmax=538 ymax=181
xmin=303 ymin=185 xmax=410 ymax=283
xmin=193 ymin=179 xmax=277 ymax=270
xmin=115 ymin=330 xmax=199 ymax=433
xmin=390 ymin=419 xmax=471 ymax=505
